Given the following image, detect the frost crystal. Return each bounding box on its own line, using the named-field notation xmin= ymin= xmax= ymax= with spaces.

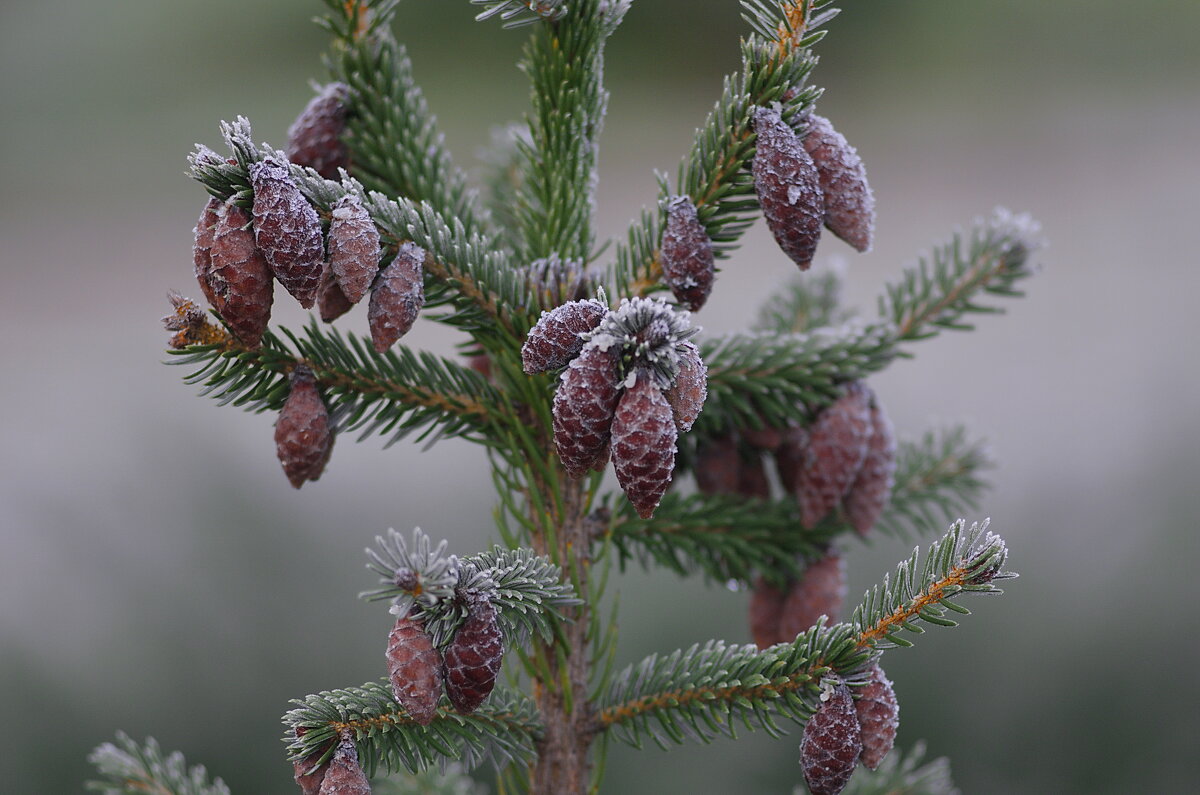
xmin=584 ymin=296 xmax=698 ymax=389
xmin=364 ymin=527 xmax=460 ymax=618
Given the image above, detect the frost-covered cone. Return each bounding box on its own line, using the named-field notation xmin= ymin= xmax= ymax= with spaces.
xmin=843 ymin=398 xmax=896 ymax=537
xmin=286 ymin=82 xmax=350 ymax=180
xmin=250 ymin=157 xmax=325 ymax=308
xmin=385 ymin=614 xmax=442 ymax=726
xmin=748 ymin=576 xmax=786 ymax=649
xmin=521 ymin=299 xmax=607 ymax=374
xmin=369 ymin=242 xmax=426 ymax=352
xmin=797 ymin=382 xmax=873 ymax=528
xmin=800 ymin=679 xmax=863 ymax=795
xmin=552 ymin=344 xmax=622 ymax=478
xmin=327 ymin=194 xmax=381 ymax=305
xmin=802 ymin=114 xmax=875 ymax=252
xmin=660 ymin=195 xmax=715 ymax=310
xmin=663 ymin=340 xmax=707 ymax=432
xmin=611 ymin=370 xmax=678 ymax=518
xmin=318 ymin=737 xmax=370 ymax=795
xmin=855 ymin=663 xmax=899 ymax=770
xmin=192 ymin=197 xmax=221 ymax=309
xmin=205 ymin=199 xmax=274 ymax=348
xmin=292 ymin=727 xmax=330 ymax=795
xmin=275 ymin=365 xmax=334 ymax=488
xmin=779 ymin=550 xmax=846 ymax=639
xmin=317 ymin=267 xmax=354 ymax=323
xmin=443 ymin=597 xmax=504 ymax=714
xmin=694 ymin=434 xmax=741 ymax=495
xmin=752 ymin=106 xmax=824 ymax=270
xmin=774 ymin=426 xmax=809 ymax=495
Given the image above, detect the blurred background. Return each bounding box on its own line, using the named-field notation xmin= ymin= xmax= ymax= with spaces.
xmin=2 ymin=0 xmax=1198 ymax=792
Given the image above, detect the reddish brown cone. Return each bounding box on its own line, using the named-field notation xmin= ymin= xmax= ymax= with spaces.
xmin=802 ymin=114 xmax=875 ymax=253
xmin=552 ymin=344 xmax=622 ymax=478
xmin=743 ymin=424 xmax=784 ymax=452
xmin=843 ymin=397 xmax=896 ymax=537
xmin=660 ymin=195 xmax=715 ymax=310
xmin=663 ymin=340 xmax=707 ymax=432
xmin=779 ymin=550 xmax=846 ymax=639
xmin=737 ymin=453 xmax=771 ymax=499
xmin=521 ymin=299 xmax=607 ymax=374
xmin=774 ymin=426 xmax=809 ymax=495
xmin=250 ymin=158 xmax=325 ymax=308
xmin=192 ymin=197 xmax=220 ymax=309
xmin=385 ymin=614 xmax=442 ymax=726
xmin=286 ymin=82 xmax=350 ymax=180
xmin=752 ymin=106 xmax=824 ymax=270
xmin=203 ymin=199 xmax=274 ymax=348
xmin=275 ymin=365 xmax=334 ymax=488
xmin=748 ymin=576 xmax=787 ymax=649
xmin=611 ymin=371 xmax=678 ymax=518
xmin=317 ymin=267 xmax=354 ymax=323
xmin=318 ymin=737 xmax=370 ymax=795
xmin=800 ymin=679 xmax=863 ymax=795
xmin=327 ymin=194 xmax=380 ymax=305
xmin=443 ymin=598 xmax=504 ymax=714
xmin=855 ymin=663 xmax=899 ymax=770
xmin=291 ymin=727 xmax=330 ymax=795
xmin=368 ymin=242 xmax=425 ymax=352
xmin=694 ymin=434 xmax=741 ymax=495
xmin=797 ymin=382 xmax=873 ymax=528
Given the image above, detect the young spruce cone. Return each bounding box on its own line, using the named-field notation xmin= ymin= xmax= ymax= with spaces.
xmin=800 ymin=679 xmax=863 ymax=795
xmin=774 ymin=426 xmax=809 ymax=495
xmin=737 ymin=452 xmax=771 ymax=499
xmin=843 ymin=396 xmax=896 ymax=537
xmin=521 ymin=299 xmax=607 ymax=374
xmin=694 ymin=434 xmax=741 ymax=495
xmin=855 ymin=663 xmax=899 ymax=770
xmin=778 ymin=549 xmax=846 ymax=640
xmin=611 ymin=370 xmax=678 ymax=518
xmin=291 ymin=727 xmax=330 ymax=795
xmin=752 ymin=106 xmax=824 ymax=270
xmin=192 ymin=197 xmax=220 ymax=309
xmin=802 ymin=114 xmax=875 ymax=253
xmin=202 ymin=199 xmax=275 ymax=348
xmin=443 ymin=597 xmax=504 ymax=714
xmin=748 ymin=576 xmax=787 ymax=649
xmin=318 ymin=737 xmax=370 ymax=795
xmin=317 ymin=268 xmax=354 ymax=323
xmin=660 ymin=195 xmax=715 ymax=311
xmin=552 ymin=343 xmax=622 ymax=478
xmin=249 ymin=157 xmax=325 ymax=308
xmin=385 ymin=614 xmax=442 ymax=725
xmin=663 ymin=339 xmax=707 ymax=432
xmin=274 ymin=365 xmax=334 ymax=488
xmin=797 ymin=381 xmax=873 ymax=528
xmin=285 ymin=82 xmax=350 ymax=180
xmin=369 ymin=241 xmax=426 ymax=352
xmin=327 ymin=193 xmax=381 ymax=305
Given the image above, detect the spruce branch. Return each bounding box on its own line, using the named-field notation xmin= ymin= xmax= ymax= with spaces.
xmin=835 ymin=740 xmax=958 ymax=795
xmin=754 ymin=269 xmax=852 ymax=334
xmin=472 ymin=0 xmax=567 ymax=28
xmin=876 ymin=427 xmax=991 ymax=541
xmin=478 ymin=123 xmax=531 ymax=254
xmin=283 ymin=681 xmax=542 ymax=776
xmin=86 ymin=733 xmax=229 ymax=795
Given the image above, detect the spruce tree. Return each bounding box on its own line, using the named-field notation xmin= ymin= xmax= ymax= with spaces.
xmin=91 ymin=2 xmax=1040 ymax=793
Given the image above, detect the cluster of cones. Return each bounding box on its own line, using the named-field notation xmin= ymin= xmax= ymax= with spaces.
xmin=801 ymin=665 xmax=900 ymax=795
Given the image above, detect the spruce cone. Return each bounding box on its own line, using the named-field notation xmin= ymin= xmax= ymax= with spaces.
xmin=250 ymin=158 xmax=325 ymax=308
xmin=611 ymin=370 xmax=678 ymax=518
xmin=204 ymin=199 xmax=274 ymax=348
xmin=291 ymin=727 xmax=330 ymax=795
xmin=748 ymin=576 xmax=787 ymax=649
xmin=743 ymin=424 xmax=784 ymax=452
xmin=369 ymin=242 xmax=425 ymax=352
xmin=800 ymin=679 xmax=863 ymax=795
xmin=552 ymin=344 xmax=622 ymax=478
xmin=843 ymin=397 xmax=896 ymax=537
xmin=797 ymin=382 xmax=873 ymax=528
xmin=317 ymin=268 xmax=354 ymax=323
xmin=327 ymin=193 xmax=380 ymax=305
xmin=694 ymin=434 xmax=741 ymax=495
xmin=525 ymin=254 xmax=590 ymax=306
xmin=521 ymin=299 xmax=607 ymax=374
xmin=275 ymin=365 xmax=334 ymax=488
xmin=318 ymin=737 xmax=370 ymax=795
xmin=663 ymin=340 xmax=707 ymax=432
xmin=385 ymin=614 xmax=442 ymax=726
xmin=660 ymin=195 xmax=715 ymax=310
xmin=192 ymin=197 xmax=220 ymax=309
xmin=286 ymin=82 xmax=350 ymax=180
xmin=443 ymin=597 xmax=504 ymax=714
xmin=802 ymin=114 xmax=875 ymax=253
xmin=752 ymin=106 xmax=824 ymax=270
xmin=855 ymin=663 xmax=899 ymax=770
xmin=774 ymin=426 xmax=809 ymax=495
xmin=779 ymin=550 xmax=846 ymax=639
xmin=737 ymin=453 xmax=771 ymax=499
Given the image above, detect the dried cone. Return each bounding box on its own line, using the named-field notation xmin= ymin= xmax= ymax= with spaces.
xmin=521 ymin=299 xmax=607 ymax=374
xmin=778 ymin=550 xmax=846 ymax=639
xmin=774 ymin=426 xmax=809 ymax=495
xmin=694 ymin=434 xmax=741 ymax=495
xmin=249 ymin=157 xmax=325 ymax=308
xmin=326 ymin=194 xmax=380 ymax=305
xmin=286 ymin=82 xmax=350 ymax=180
xmin=385 ymin=614 xmax=442 ymax=725
xmin=752 ymin=106 xmax=824 ymax=270
xmin=843 ymin=397 xmax=897 ymax=537
xmin=275 ymin=365 xmax=334 ymax=488
xmin=369 ymin=242 xmax=426 ymax=352
xmin=291 ymin=727 xmax=330 ymax=795
xmin=205 ymin=199 xmax=274 ymax=348
xmin=318 ymin=737 xmax=370 ymax=795
xmin=443 ymin=597 xmax=504 ymax=714
xmin=192 ymin=197 xmax=220 ymax=309
xmin=748 ymin=576 xmax=787 ymax=649
xmin=611 ymin=370 xmax=678 ymax=518
xmin=802 ymin=114 xmax=875 ymax=252
xmin=800 ymin=679 xmax=863 ymax=795
xmin=855 ymin=663 xmax=899 ymax=770
xmin=797 ymin=382 xmax=873 ymax=528
xmin=660 ymin=195 xmax=715 ymax=310
xmin=663 ymin=340 xmax=707 ymax=432
xmin=317 ymin=267 xmax=354 ymax=323
xmin=552 ymin=344 xmax=622 ymax=478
